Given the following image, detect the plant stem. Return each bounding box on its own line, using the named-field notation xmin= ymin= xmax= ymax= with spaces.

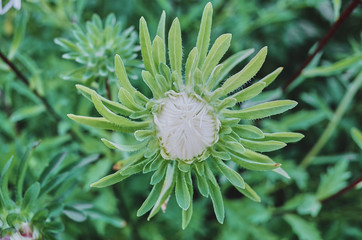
xmin=321 ymin=177 xmax=362 ymax=203
xmin=105 ymin=77 xmax=112 ymax=100
xmin=0 ymin=50 xmax=62 ymax=121
xmin=300 ymin=71 xmax=362 ymax=168
xmin=283 ymin=0 xmax=361 ymax=91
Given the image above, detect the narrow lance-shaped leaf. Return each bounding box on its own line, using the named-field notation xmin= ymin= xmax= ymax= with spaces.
xmin=152 ymin=36 xmax=166 ymax=71
xmin=201 ymin=33 xmax=231 ymax=82
xmin=260 ymin=67 xmax=283 ymax=87
xmin=22 ymin=182 xmax=40 ymax=212
xmin=207 ymin=179 xmax=225 ymax=224
xmin=137 ymin=180 xmax=164 ymax=216
xmin=235 ymin=182 xmax=261 ymax=202
xmin=91 ymin=151 xmax=146 ymax=188
xmin=185 ymin=47 xmax=198 ymax=87
xmin=68 ymin=114 xmax=138 ymax=133
xmin=140 ymin=17 xmax=157 ymax=76
xmin=142 ymin=70 xmax=163 ymax=99
xmin=223 ymin=100 xmax=297 ymax=120
xmin=219 ymin=47 xmax=268 ymax=97
xmin=210 ymin=49 xmax=255 ymax=90
xmin=91 ymin=92 xmax=149 ymax=128
xmin=156 ymin=11 xmax=166 ymax=42
xmin=168 ymin=18 xmax=183 ymax=77
xmin=182 ymin=171 xmax=193 ymax=229
xmin=115 ymin=55 xmax=136 ymax=94
xmin=263 ymin=132 xmax=304 ymax=143
xmin=195 ymin=170 xmax=209 ymax=197
xmin=231 ymin=82 xmax=266 ymax=102
xmin=215 ymin=159 xmax=245 ymax=189
xmin=148 ymin=164 xmax=176 ymax=220
xmin=239 ymin=138 xmax=286 ymax=152
xmin=0 ymin=157 xmax=13 ymax=209
xmin=229 ymin=150 xmax=281 ymax=171
xmin=101 ymin=138 xmax=148 ymax=152
xmin=118 ymin=88 xmax=144 ymax=111
xmin=233 ymin=125 xmax=264 ymax=139
xmin=76 ymin=84 xmax=135 ymax=116
xmin=175 ymin=171 xmax=191 ymax=210
xmin=196 ymin=2 xmax=213 ymax=67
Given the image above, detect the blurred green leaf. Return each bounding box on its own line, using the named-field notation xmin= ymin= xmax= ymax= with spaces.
xmin=351 ymin=127 xmax=362 ymax=150
xmin=316 ymin=160 xmax=351 ymax=200
xmin=284 ymin=214 xmax=322 ymax=240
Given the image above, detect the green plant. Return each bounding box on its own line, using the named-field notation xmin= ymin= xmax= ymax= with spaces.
xmin=68 ymin=2 xmax=303 ymax=228
xmin=55 ymin=13 xmax=141 ymax=87
xmin=0 ymin=144 xmax=98 ymax=239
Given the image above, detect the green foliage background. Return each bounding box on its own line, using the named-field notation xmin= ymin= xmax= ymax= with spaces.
xmin=0 ymin=0 xmax=361 ymax=239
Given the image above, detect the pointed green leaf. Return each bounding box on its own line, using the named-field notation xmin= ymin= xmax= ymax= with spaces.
xmin=22 ymin=182 xmax=40 ymax=212
xmin=240 ymin=138 xmax=286 ymax=152
xmin=76 ymin=84 xmax=134 ymax=116
xmin=231 ymin=82 xmax=266 ymax=102
xmin=156 ymin=11 xmax=166 ymax=41
xmin=137 ymin=181 xmax=164 ymax=216
xmin=155 ymin=74 xmax=170 ymax=93
xmin=148 ymin=164 xmax=176 ymax=220
xmin=284 ymin=214 xmax=322 ymax=240
xmin=91 ymin=93 xmax=149 ymax=128
xmin=210 ymin=148 xmax=231 ymax=160
xmin=233 ymin=125 xmax=264 ymax=139
xmin=1 ymin=157 xmax=13 ymax=209
xmin=235 ymin=182 xmax=261 ymax=202
xmin=182 ymin=174 xmax=193 ymax=229
xmin=142 ymin=70 xmax=163 ymax=98
xmin=68 ymin=114 xmax=138 ymax=133
xmin=230 ymin=150 xmax=280 ymax=171
xmin=212 ymin=49 xmax=255 ymax=89
xmin=223 ymin=100 xmax=297 ymax=119
xmin=118 ymin=87 xmax=144 ymax=111
xmin=316 ymin=160 xmax=350 ymax=200
xmin=185 ymin=47 xmax=198 ymax=87
xmin=196 ymin=2 xmax=213 ymax=67
xmin=140 ymin=17 xmax=157 ymax=76
xmin=222 ymin=136 xmax=245 ymax=154
xmin=263 ymin=132 xmax=304 ymax=143
xmin=260 ymin=67 xmax=283 ymax=87
xmin=115 ymin=55 xmax=137 ymax=95
xmin=208 ymin=180 xmax=224 ymax=224
xmin=90 ymin=171 xmax=128 ymax=188
xmin=195 ymin=171 xmax=209 ymax=197
xmin=101 ymin=138 xmax=148 ymax=152
xmin=220 ymin=47 xmax=268 ymax=96
xmin=215 ymin=159 xmax=245 ymax=189
xmin=168 ymin=18 xmax=183 ymax=76
xmin=91 ymin=151 xmax=145 ymax=188
xmin=134 ymin=129 xmax=154 ymax=141
xmin=201 ymin=34 xmax=231 ymax=81
xmin=152 ymin=36 xmax=166 ymax=70
xmin=150 ymin=162 xmax=168 ymax=185
xmin=175 ymin=171 xmax=191 ymax=210
xmin=351 ymin=127 xmax=362 ymax=150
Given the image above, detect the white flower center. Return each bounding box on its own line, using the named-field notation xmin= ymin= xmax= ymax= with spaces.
xmin=153 ymin=91 xmax=220 ymax=162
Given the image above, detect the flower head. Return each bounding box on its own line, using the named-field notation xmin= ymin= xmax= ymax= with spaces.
xmin=68 ymin=2 xmax=303 ymax=228
xmin=55 ymin=14 xmax=141 ymax=85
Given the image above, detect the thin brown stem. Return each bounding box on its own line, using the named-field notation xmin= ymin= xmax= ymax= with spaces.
xmin=0 ymin=50 xmax=62 ymax=121
xmin=283 ymin=0 xmax=361 ymax=91
xmin=105 ymin=77 xmax=111 ymax=100
xmin=321 ymin=177 xmax=362 ymax=203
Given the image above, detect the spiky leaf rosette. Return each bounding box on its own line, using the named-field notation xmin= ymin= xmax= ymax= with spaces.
xmin=55 ymin=14 xmax=141 ymax=85
xmin=68 ymin=3 xmax=304 ymax=228
xmin=0 ymin=152 xmax=99 ymax=239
